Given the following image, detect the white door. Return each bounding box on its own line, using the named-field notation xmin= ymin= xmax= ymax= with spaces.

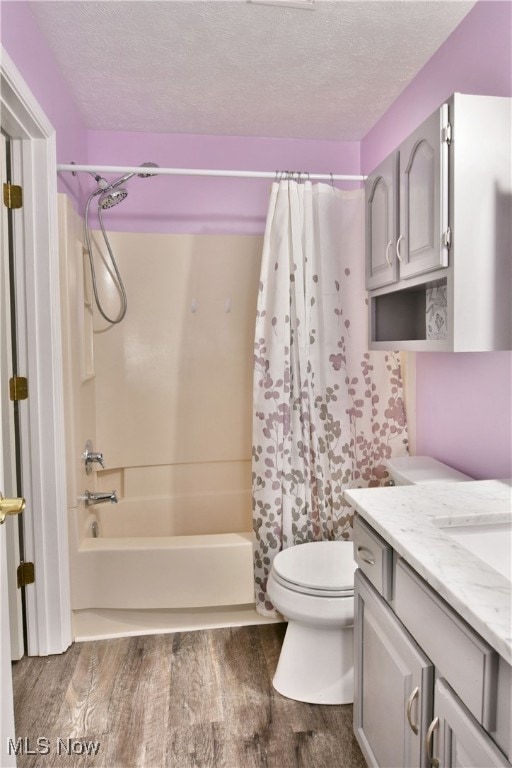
xmin=0 ymin=133 xmax=17 ymax=768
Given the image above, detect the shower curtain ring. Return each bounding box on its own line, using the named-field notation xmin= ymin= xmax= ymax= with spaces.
xmin=330 ymin=173 xmax=335 ymax=188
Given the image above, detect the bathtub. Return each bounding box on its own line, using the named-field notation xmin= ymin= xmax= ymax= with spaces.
xmin=70 ymin=492 xmax=255 ymax=610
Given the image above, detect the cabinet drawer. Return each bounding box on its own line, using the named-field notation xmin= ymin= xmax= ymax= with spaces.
xmin=394 ymin=557 xmax=498 ymax=731
xmin=353 ymin=515 xmax=393 ymax=600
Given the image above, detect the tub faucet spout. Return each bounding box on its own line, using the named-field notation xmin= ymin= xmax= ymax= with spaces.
xmin=83 ymin=490 xmax=118 ymax=506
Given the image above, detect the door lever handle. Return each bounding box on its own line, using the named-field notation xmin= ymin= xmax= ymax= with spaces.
xmin=0 ymin=493 xmax=26 ymax=525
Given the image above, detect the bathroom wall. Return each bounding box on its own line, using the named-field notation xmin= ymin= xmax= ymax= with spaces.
xmin=4 ymin=0 xmax=511 ymax=485
xmin=361 ymin=0 xmax=512 ymax=479
xmin=57 ymin=194 xmax=97 ymax=546
xmin=0 ymin=0 xmax=87 ymax=197
xmin=1 ymin=1 xmax=361 ymax=231
xmin=79 ymin=130 xmax=361 ymax=236
xmin=92 ymin=230 xmax=262 ymax=511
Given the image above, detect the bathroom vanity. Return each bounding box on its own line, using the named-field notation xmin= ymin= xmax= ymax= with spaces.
xmin=345 ymin=480 xmax=512 ymax=768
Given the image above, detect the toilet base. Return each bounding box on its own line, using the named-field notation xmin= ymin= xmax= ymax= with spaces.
xmin=272 ymin=621 xmax=353 ymax=705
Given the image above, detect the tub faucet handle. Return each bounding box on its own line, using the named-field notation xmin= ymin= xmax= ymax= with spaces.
xmin=83 ymin=440 xmax=105 ymax=474
xmin=83 ymin=490 xmax=118 ymax=506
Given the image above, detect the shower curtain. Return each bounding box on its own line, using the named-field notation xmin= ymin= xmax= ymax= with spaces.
xmin=252 ymin=180 xmax=408 ymax=615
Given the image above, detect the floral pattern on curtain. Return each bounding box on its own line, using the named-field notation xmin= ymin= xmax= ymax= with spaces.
xmin=252 ymin=181 xmax=408 ymax=615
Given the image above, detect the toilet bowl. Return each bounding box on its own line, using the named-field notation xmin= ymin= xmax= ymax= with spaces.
xmin=267 ymin=540 xmax=356 ymax=705
xmin=268 ymin=458 xmax=473 ymax=706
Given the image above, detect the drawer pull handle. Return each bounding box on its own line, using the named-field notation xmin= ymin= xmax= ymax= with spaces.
xmin=357 ymin=545 xmax=375 ymax=566
xmin=406 ymin=686 xmax=419 ymax=735
xmin=426 ymin=716 xmax=439 ymax=768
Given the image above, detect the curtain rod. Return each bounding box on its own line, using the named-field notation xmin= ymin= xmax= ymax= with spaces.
xmin=57 ymin=163 xmax=367 ymax=182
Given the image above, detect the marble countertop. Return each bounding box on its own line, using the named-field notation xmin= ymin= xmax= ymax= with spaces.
xmin=344 ymin=479 xmax=512 ymax=665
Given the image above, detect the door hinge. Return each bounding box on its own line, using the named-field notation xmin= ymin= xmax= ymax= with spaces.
xmin=442 ymin=123 xmax=452 ymax=144
xmin=442 ymin=228 xmax=452 ymax=249
xmin=9 ymin=376 xmax=28 ymax=401
xmin=3 ymin=182 xmax=23 ymax=209
xmin=17 ymin=561 xmax=35 ymax=588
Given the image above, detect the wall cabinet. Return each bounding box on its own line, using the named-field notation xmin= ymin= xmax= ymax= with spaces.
xmin=353 ymin=518 xmax=512 ymax=768
xmin=366 ymin=93 xmax=511 ymax=351
xmin=365 ymin=152 xmax=398 ymax=291
xmin=366 ymin=106 xmax=449 ymax=292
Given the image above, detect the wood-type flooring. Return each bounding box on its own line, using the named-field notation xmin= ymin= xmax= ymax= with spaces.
xmin=12 ymin=623 xmax=366 ymax=768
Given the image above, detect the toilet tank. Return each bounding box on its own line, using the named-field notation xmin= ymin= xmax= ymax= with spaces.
xmin=386 ymin=456 xmax=473 ymax=486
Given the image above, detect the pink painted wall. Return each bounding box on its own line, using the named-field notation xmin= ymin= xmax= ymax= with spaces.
xmin=361 ymin=0 xmax=512 ymax=173
xmin=80 ymin=130 xmax=360 ymax=235
xmin=361 ymin=0 xmax=512 ymax=480
xmin=3 ymin=0 xmax=511 ymax=477
xmin=1 ymin=2 xmax=359 ymax=233
xmin=415 ymin=353 xmax=511 ymax=480
xmin=0 ymin=0 xmax=88 ymax=182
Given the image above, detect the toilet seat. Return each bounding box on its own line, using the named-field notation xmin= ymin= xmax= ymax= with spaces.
xmin=272 ymin=541 xmax=355 ymax=598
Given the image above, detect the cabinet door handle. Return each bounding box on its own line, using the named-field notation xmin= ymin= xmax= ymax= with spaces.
xmin=385 ymin=240 xmax=393 ymax=266
xmin=406 ymin=685 xmax=420 ymax=735
xmin=425 ymin=716 xmax=439 ymax=768
xmin=396 ymin=233 xmax=404 ymax=262
xmin=357 ymin=545 xmax=376 ymax=566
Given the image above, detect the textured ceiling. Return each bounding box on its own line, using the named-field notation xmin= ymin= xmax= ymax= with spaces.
xmin=28 ymin=0 xmax=476 ymax=141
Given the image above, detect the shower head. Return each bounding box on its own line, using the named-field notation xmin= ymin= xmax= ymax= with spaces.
xmin=98 ymin=188 xmax=128 ymax=209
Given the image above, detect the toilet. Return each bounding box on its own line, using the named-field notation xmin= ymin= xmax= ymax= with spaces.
xmin=267 ymin=540 xmax=356 ymax=705
xmin=267 ymin=456 xmax=472 ymax=706
xmin=385 ymin=455 xmax=472 ymax=486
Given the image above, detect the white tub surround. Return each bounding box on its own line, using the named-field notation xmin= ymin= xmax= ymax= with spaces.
xmin=345 ymin=479 xmax=511 ymax=664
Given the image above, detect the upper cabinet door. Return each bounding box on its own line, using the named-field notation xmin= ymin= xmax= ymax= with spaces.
xmin=398 ymin=104 xmax=449 ymax=279
xmin=365 ymin=152 xmax=399 ymax=290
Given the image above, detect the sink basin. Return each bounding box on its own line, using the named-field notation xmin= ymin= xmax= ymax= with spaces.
xmin=434 ymin=515 xmax=512 ymax=581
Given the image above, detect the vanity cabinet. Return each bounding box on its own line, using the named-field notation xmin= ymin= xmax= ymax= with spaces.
xmin=366 ymin=93 xmax=511 ymax=352
xmin=353 ymin=517 xmax=512 ymax=768
xmin=354 ymin=570 xmax=433 ymax=768
xmin=433 ymin=678 xmax=510 ymax=768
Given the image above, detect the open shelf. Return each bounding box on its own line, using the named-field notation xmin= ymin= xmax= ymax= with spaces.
xmin=371 ymin=277 xmax=448 ymax=344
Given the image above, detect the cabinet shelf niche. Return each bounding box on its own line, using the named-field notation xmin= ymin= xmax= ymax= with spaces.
xmin=371 ymin=277 xmax=448 ymax=346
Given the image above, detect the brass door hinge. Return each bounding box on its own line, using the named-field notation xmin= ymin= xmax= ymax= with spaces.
xmin=3 ymin=182 xmax=23 ymax=209
xmin=17 ymin=561 xmax=35 ymax=588
xmin=9 ymin=376 xmax=28 ymax=401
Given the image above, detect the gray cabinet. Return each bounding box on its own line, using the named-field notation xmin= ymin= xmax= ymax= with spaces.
xmin=365 ymin=152 xmax=399 ymax=290
xmin=397 ymin=104 xmax=449 ymax=281
xmin=365 ymin=105 xmax=449 ymax=293
xmin=430 ymin=678 xmax=509 ymax=768
xmin=367 ymin=93 xmax=512 ymax=352
xmin=354 ymin=570 xmax=433 ymax=768
xmin=353 ymin=520 xmax=512 ymax=768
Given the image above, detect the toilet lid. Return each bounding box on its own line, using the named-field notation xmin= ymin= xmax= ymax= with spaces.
xmin=272 ymin=541 xmax=356 ymax=595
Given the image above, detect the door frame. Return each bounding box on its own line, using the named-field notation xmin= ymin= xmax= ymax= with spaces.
xmin=1 ymin=47 xmax=71 ymax=656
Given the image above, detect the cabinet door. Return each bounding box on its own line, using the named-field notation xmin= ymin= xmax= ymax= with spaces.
xmin=429 ymin=678 xmax=510 ymax=768
xmin=365 ymin=152 xmax=399 ymax=290
xmin=398 ymin=104 xmax=449 ymax=279
xmin=354 ymin=570 xmax=434 ymax=768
